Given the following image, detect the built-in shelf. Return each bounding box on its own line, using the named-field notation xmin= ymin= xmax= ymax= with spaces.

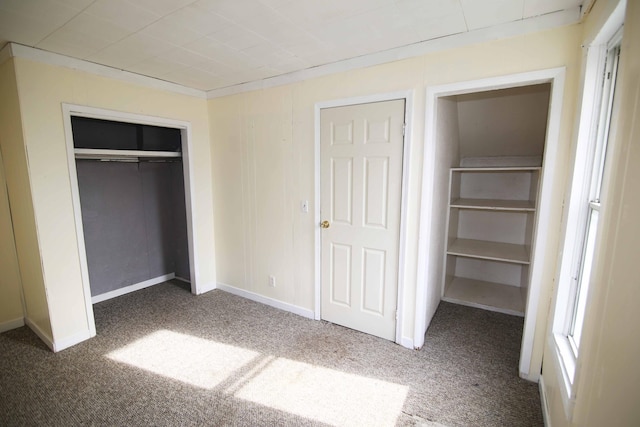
xmin=451 ymin=166 xmax=541 ymax=172
xmin=442 ymin=164 xmax=540 ymax=315
xmin=442 ymin=276 xmax=525 ymax=316
xmin=74 ymin=148 xmax=182 ymax=160
xmin=447 ymin=238 xmax=530 ymax=264
xmin=450 ymin=198 xmax=536 ymax=211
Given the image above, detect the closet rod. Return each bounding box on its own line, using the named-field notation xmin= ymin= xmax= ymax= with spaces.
xmin=75 ymin=158 xmax=182 ymax=163
xmin=74 ymin=148 xmax=182 ymax=161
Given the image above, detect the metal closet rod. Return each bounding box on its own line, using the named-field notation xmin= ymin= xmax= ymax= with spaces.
xmin=76 ymin=157 xmax=182 ymax=163
xmin=73 ymin=148 xmax=182 ymax=162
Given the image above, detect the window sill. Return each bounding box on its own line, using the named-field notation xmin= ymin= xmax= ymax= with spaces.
xmin=551 ymin=333 xmax=577 ymax=420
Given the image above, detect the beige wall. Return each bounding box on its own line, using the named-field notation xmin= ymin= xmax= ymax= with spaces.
xmin=425 ymin=97 xmax=461 ymax=328
xmin=456 ymin=84 xmax=550 ymax=160
xmin=542 ymin=0 xmax=640 ymax=425
xmin=10 ymin=58 xmax=216 ymax=347
xmin=0 ymin=146 xmax=24 ymax=330
xmin=208 ymin=24 xmax=582 ymax=356
xmin=0 ymin=58 xmax=50 ymax=338
xmin=0 ymin=60 xmax=24 ymax=330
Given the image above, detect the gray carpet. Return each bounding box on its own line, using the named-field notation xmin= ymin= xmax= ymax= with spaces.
xmin=0 ymin=281 xmax=543 ymax=426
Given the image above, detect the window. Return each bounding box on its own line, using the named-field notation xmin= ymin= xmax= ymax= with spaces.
xmin=568 ymin=43 xmax=620 ymax=355
xmin=551 ymin=26 xmax=622 ymax=419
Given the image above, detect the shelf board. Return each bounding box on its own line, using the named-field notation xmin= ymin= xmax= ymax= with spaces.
xmin=451 ymin=166 xmax=541 ymax=172
xmin=450 ymin=198 xmax=535 ymax=211
xmin=74 ymin=148 xmax=182 ymax=160
xmin=442 ymin=276 xmax=525 ymax=316
xmin=447 ymin=238 xmax=530 ymax=264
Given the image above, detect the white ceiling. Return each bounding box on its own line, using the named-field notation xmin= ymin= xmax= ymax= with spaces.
xmin=0 ymin=0 xmax=583 ymax=92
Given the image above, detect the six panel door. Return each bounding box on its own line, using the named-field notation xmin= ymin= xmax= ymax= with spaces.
xmin=320 ymin=99 xmax=405 ymax=341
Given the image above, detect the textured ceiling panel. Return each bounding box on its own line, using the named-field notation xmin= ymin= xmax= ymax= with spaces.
xmin=0 ymin=0 xmax=583 ymax=91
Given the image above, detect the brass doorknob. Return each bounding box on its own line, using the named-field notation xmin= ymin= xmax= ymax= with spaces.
xmin=320 ymin=220 xmax=330 ymax=229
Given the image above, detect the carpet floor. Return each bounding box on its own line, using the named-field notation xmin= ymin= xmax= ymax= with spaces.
xmin=0 ymin=281 xmax=543 ymax=426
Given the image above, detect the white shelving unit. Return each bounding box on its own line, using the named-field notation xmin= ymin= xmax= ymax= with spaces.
xmin=442 ymin=167 xmax=541 ymax=316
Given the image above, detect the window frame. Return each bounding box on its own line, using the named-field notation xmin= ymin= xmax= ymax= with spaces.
xmin=568 ymin=42 xmax=620 ymax=353
xmin=550 ymin=22 xmax=623 ymax=420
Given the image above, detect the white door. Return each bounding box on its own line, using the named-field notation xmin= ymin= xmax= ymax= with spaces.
xmin=320 ymin=99 xmax=405 ymax=341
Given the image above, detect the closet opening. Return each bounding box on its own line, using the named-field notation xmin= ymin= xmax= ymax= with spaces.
xmin=439 ymin=84 xmax=550 ymax=315
xmin=63 ymin=105 xmax=198 ymax=337
xmin=416 ymin=68 xmax=566 ymax=381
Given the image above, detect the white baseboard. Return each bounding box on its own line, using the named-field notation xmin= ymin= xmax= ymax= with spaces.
xmin=520 ymin=369 xmax=541 ymax=382
xmin=91 ymin=273 xmax=175 ymax=304
xmin=25 ymin=316 xmax=93 ymax=352
xmin=0 ymin=317 xmax=25 ymax=333
xmin=196 ymin=281 xmax=217 ymax=294
xmin=174 ymin=276 xmax=191 ymax=284
xmin=25 ymin=317 xmax=54 ymax=351
xmin=399 ymin=336 xmax=415 ymax=350
xmin=539 ymin=375 xmax=551 ymax=427
xmin=216 ymin=282 xmax=314 ymax=319
xmin=53 ymin=329 xmax=94 ymax=352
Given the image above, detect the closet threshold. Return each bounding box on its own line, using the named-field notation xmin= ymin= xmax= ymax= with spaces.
xmin=74 ymin=148 xmax=182 ymax=160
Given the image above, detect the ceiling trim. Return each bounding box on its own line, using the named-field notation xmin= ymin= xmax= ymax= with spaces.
xmin=5 ymin=43 xmax=207 ymax=99
xmin=206 ymin=6 xmax=581 ymax=99
xmin=0 ymin=43 xmax=12 ymax=66
xmin=581 ymin=0 xmax=598 ymax=18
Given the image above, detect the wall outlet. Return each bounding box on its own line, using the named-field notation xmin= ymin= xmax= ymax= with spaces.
xmin=268 ymin=275 xmax=276 ymax=287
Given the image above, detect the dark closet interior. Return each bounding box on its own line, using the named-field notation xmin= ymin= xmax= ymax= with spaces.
xmin=71 ymin=117 xmax=190 ymax=300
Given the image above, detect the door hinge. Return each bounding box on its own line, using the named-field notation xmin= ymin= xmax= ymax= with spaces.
xmin=395 ymin=310 xmax=398 ymax=320
xmin=402 ymin=123 xmax=406 ymax=136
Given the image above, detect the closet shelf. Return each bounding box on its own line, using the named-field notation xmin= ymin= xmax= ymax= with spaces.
xmin=442 ymin=276 xmax=525 ymax=316
xmin=451 ymin=166 xmax=541 ymax=172
xmin=450 ymin=198 xmax=536 ymax=211
xmin=447 ymin=238 xmax=530 ymax=264
xmin=74 ymin=148 xmax=182 ymax=160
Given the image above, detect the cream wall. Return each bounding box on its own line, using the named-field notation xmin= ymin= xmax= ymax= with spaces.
xmin=0 ymin=144 xmax=25 ymax=331
xmin=456 ymin=85 xmax=551 ymax=159
xmin=0 ymin=58 xmax=50 ymax=338
xmin=208 ymin=24 xmax=582 ymax=358
xmin=9 ymin=58 xmax=216 ymax=348
xmin=424 ymin=97 xmax=460 ymax=329
xmin=542 ymin=0 xmax=640 ymax=425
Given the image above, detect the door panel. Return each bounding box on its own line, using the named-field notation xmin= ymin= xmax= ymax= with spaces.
xmin=364 ymin=157 xmax=389 ymax=228
xmin=320 ymin=99 xmax=405 ymax=341
xmin=330 ymin=243 xmax=352 ymax=307
xmin=331 ymin=158 xmax=353 ymax=225
xmin=362 ymin=247 xmax=386 ymax=315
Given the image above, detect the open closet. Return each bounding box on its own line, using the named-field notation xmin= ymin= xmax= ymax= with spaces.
xmin=71 ymin=116 xmax=191 ymax=303
xmin=436 ymin=83 xmax=551 ymax=316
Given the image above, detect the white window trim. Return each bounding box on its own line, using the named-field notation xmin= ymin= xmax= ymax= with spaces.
xmin=550 ymin=4 xmax=624 ymax=420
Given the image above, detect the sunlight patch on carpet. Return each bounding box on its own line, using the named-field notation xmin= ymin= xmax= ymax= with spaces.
xmin=106 ymin=330 xmax=258 ymax=389
xmin=235 ymin=358 xmax=408 ymax=426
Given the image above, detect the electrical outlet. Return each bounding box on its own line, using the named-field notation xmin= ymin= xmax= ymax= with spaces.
xmin=268 ymin=275 xmax=276 ymax=287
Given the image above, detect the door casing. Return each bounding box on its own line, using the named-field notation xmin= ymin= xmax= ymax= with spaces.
xmin=62 ymin=104 xmax=201 ymax=342
xmin=417 ymin=68 xmax=567 ymax=381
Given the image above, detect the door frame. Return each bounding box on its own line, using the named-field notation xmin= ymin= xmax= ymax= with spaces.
xmin=62 ymin=103 xmax=201 ymax=338
xmin=314 ymin=91 xmax=414 ymax=347
xmin=415 ymin=67 xmax=566 ymax=380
